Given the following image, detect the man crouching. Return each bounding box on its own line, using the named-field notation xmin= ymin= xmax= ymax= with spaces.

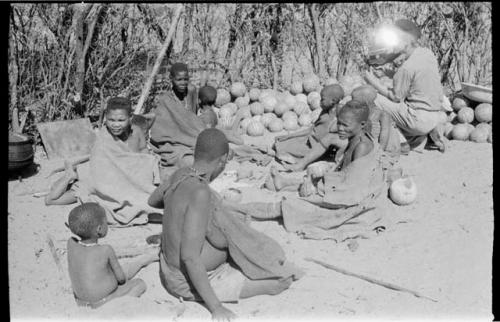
xmin=148 ymin=128 xmax=297 ymax=321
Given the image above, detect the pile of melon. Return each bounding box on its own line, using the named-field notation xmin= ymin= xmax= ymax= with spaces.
xmin=444 ymin=95 xmax=492 ymax=144
xmin=213 ymin=74 xmax=365 ymax=137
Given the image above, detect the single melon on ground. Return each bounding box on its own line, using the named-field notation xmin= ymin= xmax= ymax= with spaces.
xmin=389 ymin=177 xmax=417 ymax=206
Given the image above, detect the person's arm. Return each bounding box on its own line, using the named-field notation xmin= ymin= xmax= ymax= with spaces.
xmin=352 ymin=140 xmax=372 ymax=162
xmin=180 ymin=186 xmax=235 ymax=320
xmin=148 ymin=181 xmax=169 ymax=208
xmin=364 ymin=68 xmax=408 ymax=103
xmin=275 ymin=127 xmax=313 ymax=142
xmin=377 ymin=111 xmax=392 ymax=151
xmin=107 ymin=246 xmax=126 ymax=284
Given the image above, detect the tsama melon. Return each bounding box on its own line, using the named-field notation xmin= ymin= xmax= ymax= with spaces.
xmin=309 ymin=98 xmax=321 ymax=110
xmin=475 ymin=123 xmax=492 ymax=135
xmin=274 ymin=102 xmax=289 ymax=116
xmin=469 ymin=128 xmax=489 ymax=143
xmin=268 ymin=118 xmax=284 ymax=132
xmin=283 ymin=95 xmax=297 ymax=110
xmin=307 ymin=92 xmax=321 ymax=106
xmin=475 ymin=103 xmax=492 ymax=123
xmin=235 ymin=96 xmax=250 ymax=109
xmin=389 ymin=177 xmax=417 ymax=206
xmin=215 ymin=89 xmax=231 ymax=107
xmin=252 ymin=115 xmax=262 ymax=123
xmin=324 ymin=78 xmax=338 ymax=86
xmin=295 ymin=93 xmax=308 ymax=105
xmin=303 ymin=75 xmax=320 ymax=93
xmin=230 ymin=82 xmax=247 ymax=98
xmin=293 ymin=101 xmax=310 ymax=115
xmin=248 ymin=88 xmax=261 ymax=101
xmin=452 ymin=96 xmax=468 ymax=111
xmin=238 ymin=106 xmax=252 ymax=119
xmin=218 ymin=106 xmax=234 ymax=119
xmin=239 ymin=118 xmax=252 ymax=131
xmin=250 ymin=102 xmax=264 ymax=116
xmin=261 ymin=95 xmax=278 ymax=113
xmin=260 ymin=113 xmax=277 ymax=127
xmin=283 ymin=117 xmax=299 ymax=131
xmin=457 ymin=107 xmax=474 ymax=123
xmin=451 ymin=124 xmax=470 ymax=141
xmin=290 ymin=81 xmax=303 ymax=95
xmin=218 ymin=115 xmax=233 ymax=130
xmin=465 ymin=123 xmax=475 ymax=136
xmin=246 ymin=121 xmax=265 ymax=136
xmin=443 ymin=122 xmax=454 ymax=139
xmin=298 ymin=113 xmax=312 ymax=127
xmin=282 ymin=111 xmax=298 ymax=122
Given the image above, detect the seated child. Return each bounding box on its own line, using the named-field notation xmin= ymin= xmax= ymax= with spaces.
xmin=67 ymin=202 xmax=158 ymax=308
xmin=351 ymin=85 xmax=401 ymax=154
xmin=197 ymin=86 xmax=219 ymax=128
xmin=273 ymin=84 xmax=348 ymax=172
xmin=45 ymin=97 xmax=150 ymax=206
xmin=267 ymin=100 xmax=376 ymax=195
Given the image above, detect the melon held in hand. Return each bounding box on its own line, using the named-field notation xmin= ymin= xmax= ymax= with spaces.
xmin=389 ymin=177 xmax=417 ymax=206
xmin=246 ymin=120 xmax=265 ymax=136
xmin=457 ymin=107 xmax=474 ymax=123
xmin=475 ymin=103 xmax=492 ymax=123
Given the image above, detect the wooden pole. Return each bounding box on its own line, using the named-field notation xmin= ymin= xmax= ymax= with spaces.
xmin=305 ymin=257 xmax=438 ymax=302
xmin=134 ymin=4 xmax=184 ymax=115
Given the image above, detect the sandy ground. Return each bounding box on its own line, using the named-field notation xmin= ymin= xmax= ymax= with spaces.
xmin=8 ymin=132 xmax=493 ymax=322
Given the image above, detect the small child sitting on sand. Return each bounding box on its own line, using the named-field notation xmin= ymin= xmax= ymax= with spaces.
xmin=351 ymin=85 xmax=401 ymax=154
xmin=67 ymin=202 xmax=158 ymax=308
xmin=273 ymin=84 xmax=348 ymax=172
xmin=197 ymin=86 xmax=219 ymax=128
xmin=45 ymin=97 xmax=149 ymax=206
xmin=267 ymin=100 xmax=377 ymax=196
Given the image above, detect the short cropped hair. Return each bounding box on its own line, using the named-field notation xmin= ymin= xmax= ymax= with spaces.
xmin=338 ymin=100 xmax=370 ymax=123
xmin=351 ymin=85 xmax=377 ymax=107
xmin=68 ymin=202 xmax=106 ymax=240
xmin=321 ymin=84 xmax=345 ymax=103
xmin=170 ymin=62 xmax=189 ymax=77
xmin=106 ymin=97 xmax=132 ymax=116
xmin=198 ymin=86 xmax=217 ymax=106
xmin=199 ymin=108 xmax=218 ymax=128
xmin=194 ymin=128 xmax=229 ymax=162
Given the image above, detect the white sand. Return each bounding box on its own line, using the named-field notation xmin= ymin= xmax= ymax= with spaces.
xmin=8 ymin=137 xmax=493 ymax=321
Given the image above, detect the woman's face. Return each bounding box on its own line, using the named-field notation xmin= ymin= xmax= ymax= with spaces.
xmin=105 ymin=109 xmax=131 ymax=137
xmin=337 ymin=111 xmax=364 ymax=140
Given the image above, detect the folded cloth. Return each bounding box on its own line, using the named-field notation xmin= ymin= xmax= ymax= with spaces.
xmin=159 ymin=251 xmax=247 ymax=303
xmin=281 ymin=135 xmax=394 ymax=241
xmin=77 ymin=127 xmax=160 ymax=225
xmin=230 ymin=144 xmax=273 ymax=166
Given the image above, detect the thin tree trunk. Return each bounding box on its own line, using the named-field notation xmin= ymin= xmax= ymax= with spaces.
xmin=308 ymin=4 xmax=325 ymax=79
xmin=74 ymin=3 xmax=93 ymax=101
xmin=135 ymin=4 xmax=184 ymax=115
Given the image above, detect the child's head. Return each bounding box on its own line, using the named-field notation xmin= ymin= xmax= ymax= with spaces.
xmin=320 ymin=84 xmax=344 ymax=111
xmin=194 ymin=128 xmax=229 ymax=181
xmin=170 ymin=62 xmax=189 ymax=94
xmin=351 ymin=85 xmax=377 ymax=108
xmin=200 ymin=108 xmax=218 ymax=128
xmin=105 ymin=97 xmax=132 ymax=137
xmin=198 ymin=86 xmax=217 ymax=108
xmin=337 ymin=100 xmax=369 ymax=140
xmin=68 ymin=202 xmax=108 ymax=240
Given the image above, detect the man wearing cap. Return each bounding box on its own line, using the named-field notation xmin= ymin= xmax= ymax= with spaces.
xmin=364 ymin=19 xmax=447 ymax=152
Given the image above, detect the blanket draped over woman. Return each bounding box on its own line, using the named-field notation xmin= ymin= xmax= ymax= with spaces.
xmin=76 ymin=127 xmax=160 ymax=225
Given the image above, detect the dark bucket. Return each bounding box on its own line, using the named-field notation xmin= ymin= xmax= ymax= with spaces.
xmin=9 ymin=132 xmax=34 ymax=172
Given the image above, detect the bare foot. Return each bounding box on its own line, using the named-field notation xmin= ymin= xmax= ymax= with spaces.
xmin=268 ymin=276 xmax=293 ymax=295
xmin=142 ymin=247 xmax=160 ymax=264
xmin=64 ymin=160 xmax=78 ymax=182
xmin=428 ymin=124 xmax=446 ymax=153
xmin=270 ymin=166 xmax=286 ymax=191
xmin=298 ymin=175 xmax=316 ymax=197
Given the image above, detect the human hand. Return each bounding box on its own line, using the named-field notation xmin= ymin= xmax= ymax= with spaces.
xmin=211 ymin=305 xmax=237 ymax=322
xmin=275 ymin=135 xmax=288 ymax=143
xmin=363 ymin=70 xmax=377 ymax=85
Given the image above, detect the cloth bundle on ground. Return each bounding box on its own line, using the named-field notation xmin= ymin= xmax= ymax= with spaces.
xmin=150 ymin=94 xmax=272 ymax=169
xmin=281 ymin=141 xmax=395 ymax=241
xmin=76 ymin=127 xmax=160 ymax=225
xmin=158 ymin=170 xmax=303 ymax=300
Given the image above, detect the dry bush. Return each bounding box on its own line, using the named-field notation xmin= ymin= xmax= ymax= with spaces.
xmin=9 ymin=2 xmax=491 ymax=138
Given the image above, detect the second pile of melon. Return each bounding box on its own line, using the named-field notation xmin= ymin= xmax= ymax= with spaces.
xmin=445 ymin=95 xmax=492 ymax=144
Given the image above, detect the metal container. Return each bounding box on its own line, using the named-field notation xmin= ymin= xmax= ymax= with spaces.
xmin=9 ymin=132 xmax=34 ymax=172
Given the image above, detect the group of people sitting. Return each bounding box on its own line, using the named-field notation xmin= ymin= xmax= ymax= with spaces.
xmin=45 ymin=18 xmax=448 ymax=322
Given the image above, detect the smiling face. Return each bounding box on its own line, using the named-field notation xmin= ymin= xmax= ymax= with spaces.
xmin=171 ymin=71 xmax=189 ymax=94
xmin=105 ymin=109 xmax=131 ymax=138
xmin=337 ymin=110 xmax=365 ymax=140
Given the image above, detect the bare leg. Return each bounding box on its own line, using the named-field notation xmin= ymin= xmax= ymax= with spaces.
xmin=230 ymin=201 xmax=282 ymax=220
xmin=122 ymin=248 xmax=159 ymax=280
xmin=45 ymin=160 xmax=78 ymax=205
xmin=269 ymin=166 xmax=303 ymax=191
xmin=102 ymin=279 xmax=147 ymax=305
xmin=240 ymin=276 xmax=293 ymax=298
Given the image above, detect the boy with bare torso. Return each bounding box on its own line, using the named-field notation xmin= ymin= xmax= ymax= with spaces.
xmin=148 ymin=129 xmax=291 ymax=321
xmin=67 ymin=202 xmax=157 ymax=308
